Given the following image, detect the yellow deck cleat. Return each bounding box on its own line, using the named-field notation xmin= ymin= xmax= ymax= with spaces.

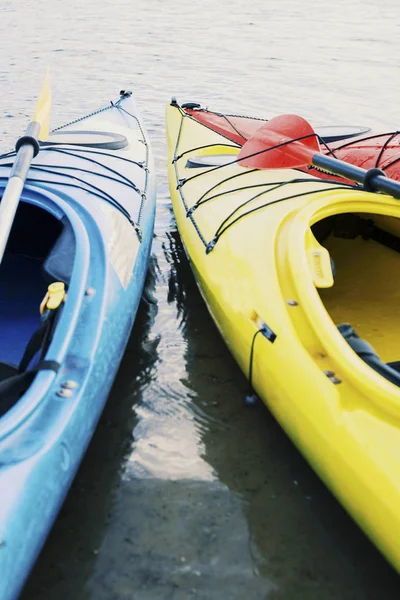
xmin=40 ymin=281 xmax=65 ymax=315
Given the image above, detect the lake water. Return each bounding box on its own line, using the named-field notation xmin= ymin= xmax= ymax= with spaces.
xmin=1 ymin=0 xmax=400 ymax=597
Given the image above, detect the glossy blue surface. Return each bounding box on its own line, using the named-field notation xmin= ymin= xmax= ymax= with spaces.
xmin=0 ymin=94 xmax=156 ymax=600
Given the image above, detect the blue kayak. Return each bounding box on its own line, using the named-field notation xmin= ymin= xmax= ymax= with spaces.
xmin=0 ymin=91 xmax=156 ymax=599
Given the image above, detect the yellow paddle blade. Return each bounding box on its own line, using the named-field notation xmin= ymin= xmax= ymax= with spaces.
xmin=33 ymin=68 xmax=51 ymax=141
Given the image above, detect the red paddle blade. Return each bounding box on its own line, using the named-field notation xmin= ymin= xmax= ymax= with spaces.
xmin=237 ymin=114 xmax=320 ymax=169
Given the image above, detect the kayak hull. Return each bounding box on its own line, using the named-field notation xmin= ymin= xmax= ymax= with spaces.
xmin=166 ymin=101 xmax=400 ymax=573
xmin=0 ymin=93 xmax=156 ymax=599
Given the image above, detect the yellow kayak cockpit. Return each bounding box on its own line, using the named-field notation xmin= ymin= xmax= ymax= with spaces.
xmin=280 ymin=192 xmax=400 ymax=415
xmin=319 ymin=215 xmax=400 ymax=364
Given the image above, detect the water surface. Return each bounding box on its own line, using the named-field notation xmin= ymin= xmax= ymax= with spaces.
xmin=0 ymin=0 xmax=399 ymax=597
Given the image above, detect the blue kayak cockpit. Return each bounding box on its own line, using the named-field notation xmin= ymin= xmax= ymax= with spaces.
xmin=0 ymin=114 xmax=150 ymax=423
xmin=0 ymin=175 xmax=99 ymax=430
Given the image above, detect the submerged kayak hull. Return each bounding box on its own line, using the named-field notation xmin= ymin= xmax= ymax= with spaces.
xmin=166 ymin=101 xmax=400 ymax=573
xmin=0 ymin=92 xmax=156 ymax=599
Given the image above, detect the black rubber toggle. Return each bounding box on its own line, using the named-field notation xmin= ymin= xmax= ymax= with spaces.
xmin=119 ymin=90 xmax=132 ymax=98
xmin=170 ymin=97 xmax=178 ymax=107
xmin=181 ymin=102 xmax=201 ymax=110
xmin=363 ymin=168 xmax=386 ymax=193
xmin=186 ymin=203 xmax=199 ymax=217
xmin=206 ymin=237 xmax=218 ymax=254
xmin=260 ymin=323 xmax=277 ymax=343
xmin=15 ymin=135 xmax=40 ymax=157
xmin=134 ymin=225 xmax=143 ymax=242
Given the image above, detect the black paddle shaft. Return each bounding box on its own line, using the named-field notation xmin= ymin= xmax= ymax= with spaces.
xmin=313 ymin=154 xmax=400 ymax=200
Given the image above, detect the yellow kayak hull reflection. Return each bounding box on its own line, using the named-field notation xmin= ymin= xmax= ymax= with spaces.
xmin=166 ymin=101 xmax=400 ymax=572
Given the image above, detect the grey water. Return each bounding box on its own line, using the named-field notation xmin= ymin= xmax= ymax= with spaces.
xmin=0 ymin=0 xmax=400 ymax=597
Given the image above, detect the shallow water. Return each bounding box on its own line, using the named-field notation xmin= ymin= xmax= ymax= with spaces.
xmin=1 ymin=0 xmax=400 ymax=597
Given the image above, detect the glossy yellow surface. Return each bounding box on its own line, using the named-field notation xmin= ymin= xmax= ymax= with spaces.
xmin=166 ymin=103 xmax=400 ymax=572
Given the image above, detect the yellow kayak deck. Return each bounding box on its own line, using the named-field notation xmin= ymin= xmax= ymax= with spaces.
xmin=166 ymin=102 xmax=400 ymax=572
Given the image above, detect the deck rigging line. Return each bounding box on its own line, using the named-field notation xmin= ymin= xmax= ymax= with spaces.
xmin=173 ymin=107 xmax=355 ymax=252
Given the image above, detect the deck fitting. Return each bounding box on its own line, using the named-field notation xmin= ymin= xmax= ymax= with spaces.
xmin=61 ymin=380 xmax=78 ymax=390
xmin=57 ymin=388 xmax=74 ymax=398
xmin=323 ymin=370 xmax=335 ymax=377
xmin=323 ymin=370 xmax=342 ymax=385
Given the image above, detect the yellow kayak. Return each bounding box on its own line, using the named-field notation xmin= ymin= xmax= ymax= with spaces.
xmin=166 ymin=99 xmax=400 ymax=572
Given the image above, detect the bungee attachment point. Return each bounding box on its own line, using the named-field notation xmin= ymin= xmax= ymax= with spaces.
xmin=206 ymin=237 xmax=218 ymax=254
xmin=259 ymin=322 xmax=277 ymax=343
xmin=134 ymin=224 xmax=143 ymax=242
xmin=186 ymin=204 xmax=198 ymax=217
xmin=181 ymin=102 xmax=201 ymax=110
